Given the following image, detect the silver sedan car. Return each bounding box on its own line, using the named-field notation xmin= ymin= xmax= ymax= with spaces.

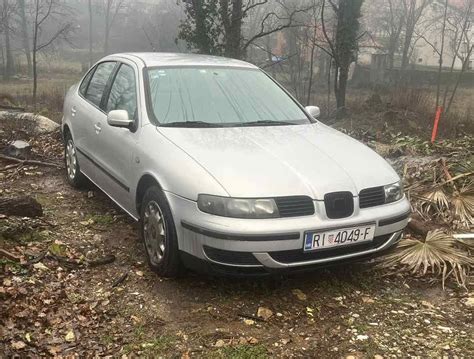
xmin=62 ymin=53 xmax=410 ymax=276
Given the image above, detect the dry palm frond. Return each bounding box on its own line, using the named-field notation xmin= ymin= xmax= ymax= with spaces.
xmin=420 ymin=187 xmax=450 ymax=217
xmin=381 ymin=230 xmax=473 ymax=289
xmin=451 ymin=181 xmax=474 ymax=227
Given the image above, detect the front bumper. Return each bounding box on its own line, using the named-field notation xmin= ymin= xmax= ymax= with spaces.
xmin=166 ymin=191 xmax=410 ymax=273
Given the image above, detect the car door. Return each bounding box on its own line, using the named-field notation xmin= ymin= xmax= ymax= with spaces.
xmin=93 ymin=61 xmax=140 ymax=213
xmin=74 ymin=61 xmax=117 ymax=185
xmin=69 ymin=66 xmax=95 ymax=164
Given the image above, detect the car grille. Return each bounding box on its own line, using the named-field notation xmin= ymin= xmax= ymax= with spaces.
xmin=275 ymin=196 xmax=315 ymax=218
xmin=324 ymin=191 xmax=354 ymax=219
xmin=268 ymin=234 xmax=393 ymax=263
xmin=359 ymin=186 xmax=385 ymax=208
xmin=203 ymin=246 xmax=261 ymax=265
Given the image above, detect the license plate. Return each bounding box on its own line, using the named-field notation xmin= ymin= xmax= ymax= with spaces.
xmin=304 ymin=224 xmax=375 ymax=252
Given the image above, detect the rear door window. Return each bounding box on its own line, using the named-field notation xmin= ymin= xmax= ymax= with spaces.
xmin=79 ymin=67 xmax=95 ymax=96
xmin=106 ymin=64 xmax=137 ymax=120
xmin=84 ymin=62 xmax=116 ymax=108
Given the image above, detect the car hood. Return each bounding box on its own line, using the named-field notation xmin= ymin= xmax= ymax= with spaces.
xmin=157 ymin=123 xmax=399 ymax=200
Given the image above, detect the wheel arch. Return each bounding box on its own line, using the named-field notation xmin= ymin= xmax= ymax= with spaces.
xmin=62 ymin=124 xmax=71 ymax=141
xmin=136 ymin=174 xmax=163 ymax=214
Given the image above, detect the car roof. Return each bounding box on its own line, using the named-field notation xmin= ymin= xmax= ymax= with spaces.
xmin=112 ymin=52 xmax=259 ymax=69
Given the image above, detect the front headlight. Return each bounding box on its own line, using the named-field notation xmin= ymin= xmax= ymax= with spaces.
xmin=384 ymin=181 xmax=403 ymax=203
xmin=197 ymin=194 xmax=279 ymax=218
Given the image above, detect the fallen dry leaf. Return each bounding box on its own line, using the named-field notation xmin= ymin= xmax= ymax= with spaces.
xmin=33 ymin=262 xmax=49 ymax=271
xmin=65 ymin=329 xmax=75 ymax=342
xmin=11 ymin=340 xmax=26 ymax=350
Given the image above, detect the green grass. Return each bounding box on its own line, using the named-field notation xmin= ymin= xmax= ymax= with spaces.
xmin=87 ymin=213 xmax=115 ymax=225
xmin=210 ymin=344 xmax=268 ymax=359
xmin=122 ymin=334 xmax=176 ymax=357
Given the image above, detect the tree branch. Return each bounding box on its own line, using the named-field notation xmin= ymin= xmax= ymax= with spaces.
xmin=242 ymin=0 xmax=267 ymax=16
xmin=321 ymin=0 xmax=336 ymax=62
xmin=242 ymin=6 xmax=312 ymax=51
xmin=36 ymin=23 xmax=71 ymax=52
xmin=415 ymin=30 xmax=441 ymax=56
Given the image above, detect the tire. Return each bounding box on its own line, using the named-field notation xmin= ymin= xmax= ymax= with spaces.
xmin=140 ymin=186 xmax=182 ymax=277
xmin=64 ymin=132 xmax=88 ymax=188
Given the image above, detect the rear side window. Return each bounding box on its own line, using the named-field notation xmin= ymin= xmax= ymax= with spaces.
xmin=106 ymin=64 xmax=137 ymax=120
xmin=85 ymin=62 xmax=116 ymax=107
xmin=79 ymin=67 xmax=95 ymax=96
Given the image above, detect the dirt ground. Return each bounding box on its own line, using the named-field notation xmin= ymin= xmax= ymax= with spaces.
xmin=1 ymin=131 xmax=473 ymax=358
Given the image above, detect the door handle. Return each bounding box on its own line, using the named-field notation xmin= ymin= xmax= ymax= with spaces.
xmin=94 ymin=123 xmax=102 ymax=134
xmin=71 ymin=106 xmax=77 ymax=116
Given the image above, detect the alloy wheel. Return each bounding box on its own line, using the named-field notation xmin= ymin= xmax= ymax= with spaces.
xmin=66 ymin=139 xmax=77 ymax=180
xmin=143 ymin=200 xmax=166 ymax=265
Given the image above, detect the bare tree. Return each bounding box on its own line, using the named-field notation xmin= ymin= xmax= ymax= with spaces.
xmin=400 ymin=0 xmax=432 ymax=72
xmin=416 ymin=0 xmax=473 ymax=117
xmin=366 ymin=0 xmax=405 ymax=69
xmin=1 ymin=0 xmax=15 ymax=79
xmin=88 ymin=0 xmax=93 ymax=66
xmin=321 ymin=0 xmax=364 ymax=117
xmin=178 ymin=0 xmax=312 ymax=59
xmin=32 ymin=0 xmax=72 ymax=109
xmin=443 ymin=0 xmax=473 ymax=115
xmin=435 ymin=0 xmax=448 ymax=108
xmin=18 ymin=0 xmax=32 ymax=76
xmin=103 ymin=0 xmax=126 ymax=55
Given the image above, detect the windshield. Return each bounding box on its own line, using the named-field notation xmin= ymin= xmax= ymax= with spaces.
xmin=146 ymin=67 xmax=311 ymax=127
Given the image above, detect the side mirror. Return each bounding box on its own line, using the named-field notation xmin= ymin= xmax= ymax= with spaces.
xmin=107 ymin=110 xmax=133 ymax=128
xmin=305 ymin=106 xmax=320 ymax=119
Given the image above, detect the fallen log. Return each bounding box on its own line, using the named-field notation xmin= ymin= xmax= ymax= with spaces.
xmin=0 ymin=196 xmax=43 ymax=217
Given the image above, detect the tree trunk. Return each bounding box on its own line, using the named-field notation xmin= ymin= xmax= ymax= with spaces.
xmin=3 ymin=0 xmax=14 ymax=79
xmin=335 ymin=64 xmax=349 ymax=117
xmin=19 ymin=0 xmax=32 ymax=77
xmin=88 ymin=0 xmax=93 ymax=66
xmin=435 ymin=0 xmax=448 ymax=108
xmin=0 ymin=196 xmax=43 ymax=218
xmin=445 ymin=45 xmax=473 ymax=116
xmin=224 ymin=0 xmax=243 ymax=59
xmin=195 ymin=0 xmax=211 ymax=54
xmin=306 ymin=43 xmax=316 ymax=106
xmin=400 ymin=26 xmax=413 ymax=71
xmin=104 ymin=0 xmax=111 ymax=55
xmin=32 ymin=0 xmax=39 ymax=110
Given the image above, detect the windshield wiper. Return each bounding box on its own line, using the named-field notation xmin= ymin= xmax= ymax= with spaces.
xmin=236 ymin=120 xmax=297 ymax=127
xmin=160 ymin=121 xmax=224 ymax=128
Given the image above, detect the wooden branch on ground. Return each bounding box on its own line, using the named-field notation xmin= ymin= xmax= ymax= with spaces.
xmin=0 ymin=154 xmax=62 ymax=169
xmin=0 ymin=163 xmax=20 ymax=172
xmin=112 ymin=271 xmax=128 ymax=288
xmin=25 ymin=251 xmax=47 ymax=266
xmin=0 ymin=196 xmax=43 ymax=217
xmin=0 ymin=249 xmax=21 ymax=262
